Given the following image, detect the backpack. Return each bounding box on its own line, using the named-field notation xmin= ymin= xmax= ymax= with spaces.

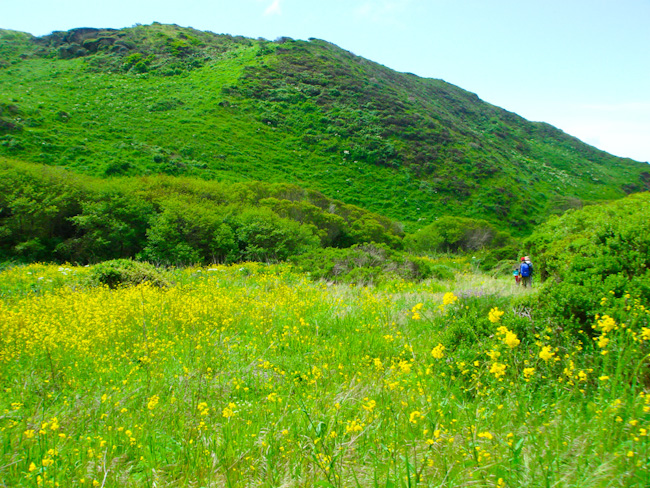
xmin=520 ymin=262 xmax=531 ymax=277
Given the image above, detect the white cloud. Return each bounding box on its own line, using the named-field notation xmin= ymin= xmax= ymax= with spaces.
xmin=264 ymin=0 xmax=282 ymax=16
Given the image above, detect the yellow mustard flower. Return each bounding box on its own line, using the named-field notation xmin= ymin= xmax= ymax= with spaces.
xmin=431 ymin=343 xmax=445 ymax=359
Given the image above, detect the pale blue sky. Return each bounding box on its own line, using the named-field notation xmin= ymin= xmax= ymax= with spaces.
xmin=2 ymin=0 xmax=649 ymax=162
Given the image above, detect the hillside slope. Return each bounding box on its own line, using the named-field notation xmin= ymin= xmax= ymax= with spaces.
xmin=0 ymin=24 xmax=647 ymax=233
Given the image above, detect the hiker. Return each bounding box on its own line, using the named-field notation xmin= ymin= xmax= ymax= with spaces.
xmin=512 ymin=266 xmax=521 ymax=285
xmin=524 ymin=256 xmax=534 ymax=286
xmin=519 ymin=256 xmax=533 ymax=288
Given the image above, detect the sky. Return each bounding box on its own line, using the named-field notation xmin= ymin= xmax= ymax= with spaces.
xmin=2 ymin=0 xmax=649 ymax=162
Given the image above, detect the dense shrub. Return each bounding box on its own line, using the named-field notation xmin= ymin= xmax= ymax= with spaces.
xmin=427 ymin=263 xmax=456 ymax=281
xmin=477 ymin=244 xmax=519 ymax=272
xmin=64 ymin=192 xmax=155 ymax=262
xmin=89 ymin=259 xmax=170 ymax=288
xmin=405 ymin=216 xmax=513 ymax=254
xmin=0 ymin=163 xmax=84 ymax=262
xmin=527 ymin=192 xmax=650 ymax=334
xmin=141 ymin=199 xmax=238 ymax=265
xmin=0 ymin=160 xmax=404 ymax=265
xmin=291 ymin=243 xmax=453 ymax=284
xmin=232 ymin=207 xmax=320 ymax=262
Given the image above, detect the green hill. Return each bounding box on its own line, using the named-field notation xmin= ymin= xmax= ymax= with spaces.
xmin=0 ymin=23 xmax=648 ymax=234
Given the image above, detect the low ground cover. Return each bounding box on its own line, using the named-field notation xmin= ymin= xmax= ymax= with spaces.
xmin=1 ymin=262 xmax=648 ymax=487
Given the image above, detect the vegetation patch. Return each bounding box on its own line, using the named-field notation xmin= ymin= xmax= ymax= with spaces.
xmin=0 ymin=158 xmax=402 ymax=265
xmin=527 ymin=192 xmax=650 ymax=336
xmin=405 ymin=215 xmax=513 ymax=254
xmin=0 ymin=25 xmax=647 ymax=234
xmin=291 ymin=242 xmax=453 ymax=284
xmin=1 ymin=261 xmax=648 ymax=487
xmin=88 ymin=258 xmax=171 ymax=288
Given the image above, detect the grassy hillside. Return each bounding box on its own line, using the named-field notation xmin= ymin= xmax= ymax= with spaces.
xmin=1 ymin=24 xmax=648 ymax=234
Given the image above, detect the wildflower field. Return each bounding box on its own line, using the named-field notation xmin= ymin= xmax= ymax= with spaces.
xmin=1 ymin=262 xmax=649 ymax=487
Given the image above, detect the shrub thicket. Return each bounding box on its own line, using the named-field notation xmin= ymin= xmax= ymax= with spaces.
xmin=291 ymin=242 xmax=453 ymax=284
xmin=89 ymin=259 xmax=170 ymax=288
xmin=527 ymin=192 xmax=650 ymax=334
xmin=0 ymin=159 xmax=402 ymax=265
xmin=405 ymin=215 xmax=514 ymax=254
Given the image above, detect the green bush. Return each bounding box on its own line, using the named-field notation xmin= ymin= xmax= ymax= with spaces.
xmin=405 ymin=216 xmax=513 ymax=254
xmin=0 ymin=160 xmax=405 ymax=266
xmin=478 ymin=244 xmax=519 ymax=272
xmin=527 ymin=192 xmax=650 ymax=334
xmin=428 ymin=263 xmax=456 ymax=281
xmin=291 ymin=243 xmax=453 ymax=284
xmin=232 ymin=207 xmax=319 ymax=262
xmin=89 ymin=259 xmax=170 ymax=288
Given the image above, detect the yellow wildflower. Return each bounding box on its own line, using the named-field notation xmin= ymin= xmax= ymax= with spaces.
xmin=409 ymin=411 xmax=423 ymax=424
xmin=442 ymin=292 xmax=458 ymax=306
xmin=222 ymin=403 xmax=236 ymax=418
xmin=490 ymin=362 xmax=507 ymax=378
xmin=504 ymin=330 xmax=520 ymax=348
xmin=398 ymin=359 xmax=412 ymax=374
xmin=539 ymin=346 xmax=554 ymax=361
xmin=597 ymin=335 xmax=610 ymax=349
xmin=362 ymin=399 xmax=376 ymax=412
xmin=486 ymin=349 xmax=501 ymax=361
xmin=523 ymin=367 xmax=535 ymax=380
xmin=488 ymin=307 xmax=505 ymax=323
xmin=345 ymin=420 xmax=363 ymax=433
xmin=596 ymin=315 xmax=616 ymax=333
xmin=147 ymin=395 xmax=159 ymax=411
xmin=430 ymin=343 xmax=445 ymax=359
xmin=640 ymin=327 xmax=650 ymax=341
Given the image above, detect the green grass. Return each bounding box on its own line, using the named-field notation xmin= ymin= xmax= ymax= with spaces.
xmin=1 ymin=262 xmax=648 ymax=487
xmin=1 ymin=24 xmax=647 ymax=235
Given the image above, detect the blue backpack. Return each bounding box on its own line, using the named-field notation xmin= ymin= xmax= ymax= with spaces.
xmin=520 ymin=262 xmax=531 ymax=277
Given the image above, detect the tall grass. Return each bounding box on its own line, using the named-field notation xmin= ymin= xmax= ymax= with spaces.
xmin=1 ymin=263 xmax=648 ymax=487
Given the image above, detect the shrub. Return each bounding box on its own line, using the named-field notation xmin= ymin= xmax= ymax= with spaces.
xmin=89 ymin=259 xmax=170 ymax=288
xmin=291 ymin=243 xmax=454 ymax=284
xmin=406 ymin=216 xmax=513 ymax=254
xmin=527 ymin=192 xmax=650 ymax=334
xmin=478 ymin=244 xmax=519 ymax=272
xmin=232 ymin=207 xmax=319 ymax=262
xmin=428 ymin=263 xmax=456 ymax=281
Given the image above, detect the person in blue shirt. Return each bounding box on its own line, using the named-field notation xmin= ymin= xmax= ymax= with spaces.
xmin=519 ymin=256 xmax=533 ymax=288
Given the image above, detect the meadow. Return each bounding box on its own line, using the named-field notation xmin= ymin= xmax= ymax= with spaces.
xmin=1 ymin=261 xmax=648 ymax=487
xmin=2 ymin=23 xmax=649 ymax=488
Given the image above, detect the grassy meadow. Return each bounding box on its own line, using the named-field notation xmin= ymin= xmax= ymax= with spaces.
xmin=1 ymin=261 xmax=649 ymax=487
xmin=2 ymin=23 xmax=650 ymax=488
